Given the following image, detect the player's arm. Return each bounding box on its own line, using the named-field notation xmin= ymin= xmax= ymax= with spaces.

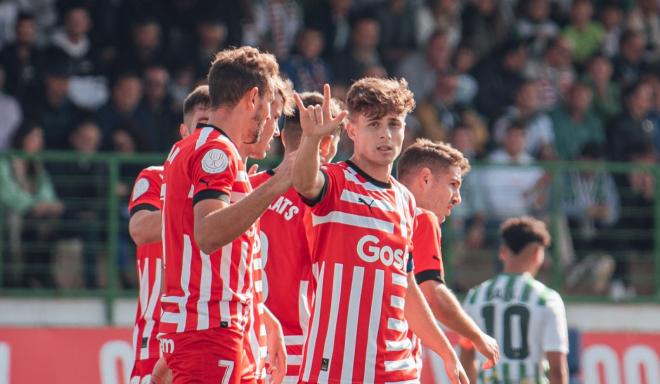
xmin=194 ymin=153 xmax=294 ymax=254
xmin=293 ymin=84 xmax=347 ymax=200
xmin=546 ymin=351 xmax=568 ymax=384
xmin=459 ymin=343 xmax=477 ymax=383
xmin=262 ymin=306 xmax=287 ymax=384
xmin=404 ymin=272 xmax=469 ymax=384
xmin=418 ymin=280 xmax=498 ymax=368
xmin=128 ymin=209 xmax=162 ymax=245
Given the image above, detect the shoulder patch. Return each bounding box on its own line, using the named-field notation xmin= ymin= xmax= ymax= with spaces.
xmin=201 ymin=149 xmax=229 ymax=174
xmin=132 ymin=178 xmax=150 ymax=201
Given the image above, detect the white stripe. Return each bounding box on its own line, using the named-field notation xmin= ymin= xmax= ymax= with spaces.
xmin=318 ymin=264 xmax=343 ymax=382
xmin=141 ymin=258 xmax=162 ymax=359
xmin=312 ymin=211 xmax=394 ymax=234
xmin=385 ymin=357 xmax=416 ymax=372
xmin=385 ymin=338 xmax=412 ymax=352
xmin=388 ymin=318 xmax=408 ymax=333
xmin=393 ymin=184 xmax=409 ymax=239
xmin=138 ymin=261 xmax=149 ymax=317
xmin=284 ymin=335 xmax=305 ymax=345
xmin=187 ymin=185 xmax=194 ymax=198
xmin=195 ymin=127 xmax=214 ymax=150
xmin=392 ymin=273 xmax=407 ymax=287
xmin=339 ymin=189 xmax=394 ymax=211
xmin=363 ymin=269 xmax=384 ymax=383
xmin=391 ymin=295 xmax=405 ymax=310
xmin=253 ymin=257 xmax=262 ymax=270
xmin=282 ymin=376 xmax=300 ymax=384
xmin=299 ymin=281 xmax=311 ymax=339
xmin=341 ymin=266 xmax=365 ymax=383
xmin=254 ymin=280 xmax=263 ymax=293
xmin=386 ymin=380 xmax=420 ymax=384
xmin=197 ymin=251 xmax=212 ymax=330
xmin=259 ymin=346 xmax=268 ymax=357
xmin=220 ymin=243 xmax=232 ymax=324
xmin=343 ymin=168 xmax=381 ymax=191
xmin=287 ymin=355 xmax=303 ymax=365
xmin=177 ymin=235 xmax=193 ymax=332
xmin=238 ymin=242 xmax=248 ymax=296
xmin=236 ymin=171 xmax=249 ymax=182
xmin=302 ymin=262 xmax=325 ymax=382
xmin=259 ymin=324 xmax=266 ymax=336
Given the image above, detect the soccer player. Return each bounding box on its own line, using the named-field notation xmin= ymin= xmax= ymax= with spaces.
xmin=159 ymin=47 xmax=290 ymax=384
xmin=459 ymin=217 xmax=569 ymax=384
xmin=293 ymin=80 xmax=468 ymax=384
xmin=396 ymin=139 xmax=500 ymax=370
xmin=127 ymin=85 xmax=210 ymax=384
xmin=249 ymin=91 xmax=345 ymax=383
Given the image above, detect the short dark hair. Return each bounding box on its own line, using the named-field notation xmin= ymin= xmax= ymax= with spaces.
xmin=207 ymin=46 xmax=279 ymax=108
xmin=182 ymin=85 xmax=210 ymax=116
xmin=282 ymin=92 xmax=346 ymax=150
xmin=500 ymin=217 xmax=551 ymax=255
xmin=397 ymin=138 xmax=471 ymax=181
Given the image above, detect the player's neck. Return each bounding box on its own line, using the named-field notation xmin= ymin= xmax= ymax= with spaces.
xmin=207 ymin=108 xmax=244 ymax=151
xmin=503 ymin=264 xmax=535 ymax=276
xmin=348 ymin=154 xmax=392 ymax=185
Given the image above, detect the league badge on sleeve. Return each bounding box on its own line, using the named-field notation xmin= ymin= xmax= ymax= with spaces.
xmin=132 ymin=178 xmax=150 ymax=201
xmin=201 ymin=149 xmax=229 ymax=174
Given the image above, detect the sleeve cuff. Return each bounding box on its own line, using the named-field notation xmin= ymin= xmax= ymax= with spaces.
xmin=193 ymin=190 xmax=230 ymax=206
xmin=415 ymin=269 xmax=445 ymax=285
xmin=299 ymin=171 xmax=329 ymax=207
xmin=129 ymin=203 xmax=159 ymax=217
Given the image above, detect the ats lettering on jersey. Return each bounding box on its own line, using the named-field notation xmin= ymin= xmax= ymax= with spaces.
xmin=268 ymin=195 xmax=301 ymax=221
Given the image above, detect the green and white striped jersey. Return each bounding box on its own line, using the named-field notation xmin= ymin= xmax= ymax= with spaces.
xmin=462 ymin=273 xmax=569 ymax=384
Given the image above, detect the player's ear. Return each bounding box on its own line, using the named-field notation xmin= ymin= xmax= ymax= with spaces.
xmin=346 ymin=121 xmax=357 ymax=140
xmin=498 ymin=245 xmax=508 ymax=263
xmin=179 ymin=123 xmax=189 ymax=139
xmin=244 ymin=87 xmax=260 ymax=110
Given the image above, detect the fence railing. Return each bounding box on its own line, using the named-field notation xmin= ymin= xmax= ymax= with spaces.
xmin=0 ymin=151 xmax=658 ymax=323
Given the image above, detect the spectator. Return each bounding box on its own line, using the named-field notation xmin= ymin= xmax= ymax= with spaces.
xmin=244 ymin=0 xmax=302 ymax=60
xmin=515 ymin=0 xmax=560 ymax=58
xmin=50 ymin=120 xmax=105 ymax=289
xmin=493 ymin=80 xmax=555 ymax=159
xmin=0 ymin=66 xmax=22 ymax=150
xmin=189 ymin=17 xmax=227 ymax=81
xmin=599 ymin=1 xmax=625 ymax=58
xmin=374 ymin=0 xmax=419 ymax=72
xmin=525 ymin=36 xmax=576 ymax=111
xmin=562 ymin=142 xmax=618 ymax=295
xmin=473 ymin=39 xmax=528 ymax=121
xmin=583 ymin=54 xmax=621 ymax=122
xmin=28 ymin=60 xmax=81 ymax=150
xmin=0 ymin=13 xmax=42 ymax=103
xmin=612 ymin=30 xmax=647 ymax=86
xmin=562 ymin=0 xmax=605 ymax=66
xmin=304 ymin=0 xmax=353 ymax=59
xmin=282 ymin=27 xmax=332 ymax=93
xmin=607 ymin=80 xmax=657 ymax=161
xmin=0 ymin=122 xmax=63 ymax=288
xmin=332 ymin=16 xmax=383 ymax=87
xmin=138 ymin=65 xmax=176 ymax=151
xmin=95 ymin=72 xmax=153 ymax=151
xmin=480 ymin=121 xmax=546 ymax=226
xmin=396 ymin=29 xmax=451 ymax=103
xmin=415 ymin=71 xmax=489 ymax=151
xmin=461 ymin=0 xmax=510 ymax=59
xmin=115 ymin=18 xmax=167 ymax=75
xmin=551 ymin=83 xmax=606 ymax=160
xmin=45 ymin=5 xmax=96 ymax=77
xmin=415 ymin=0 xmax=462 ymax=48
xmin=626 ymin=0 xmax=660 ymax=64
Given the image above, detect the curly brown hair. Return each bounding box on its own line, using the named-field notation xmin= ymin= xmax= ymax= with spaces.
xmin=207 ymin=46 xmax=279 ymax=108
xmin=282 ymin=91 xmax=347 ymax=148
xmin=346 ymin=77 xmax=415 ymax=120
xmin=397 ymin=138 xmax=471 ymax=181
xmin=273 ymin=75 xmax=295 ymax=117
xmin=500 ymin=216 xmax=551 ymax=255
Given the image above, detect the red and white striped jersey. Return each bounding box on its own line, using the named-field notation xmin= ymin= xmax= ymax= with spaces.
xmin=160 ymin=124 xmax=257 ymax=335
xmin=246 ymin=231 xmax=268 ymax=382
xmin=128 ymin=166 xmax=164 ymax=363
xmin=250 ymin=170 xmax=314 ymax=382
xmin=300 ymin=161 xmax=419 ymax=384
xmin=410 ymin=208 xmax=445 ymax=368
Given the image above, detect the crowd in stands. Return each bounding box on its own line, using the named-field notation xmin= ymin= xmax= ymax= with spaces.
xmin=0 ymin=0 xmax=658 ymax=298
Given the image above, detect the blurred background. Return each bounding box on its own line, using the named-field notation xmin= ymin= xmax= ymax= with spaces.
xmin=0 ymin=0 xmax=658 ymax=383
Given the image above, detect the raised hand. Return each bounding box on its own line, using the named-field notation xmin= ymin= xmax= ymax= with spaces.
xmin=294 ymin=84 xmax=348 ymax=138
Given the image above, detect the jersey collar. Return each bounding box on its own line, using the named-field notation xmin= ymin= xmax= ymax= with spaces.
xmin=345 ymin=159 xmax=392 ymax=189
xmin=197 ymin=123 xmax=235 ymax=145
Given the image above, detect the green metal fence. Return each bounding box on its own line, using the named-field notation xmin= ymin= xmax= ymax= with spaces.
xmin=0 ymin=151 xmax=658 ymax=323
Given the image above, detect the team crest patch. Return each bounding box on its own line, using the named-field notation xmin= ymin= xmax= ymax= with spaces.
xmin=132 ymin=178 xmax=149 ymax=201
xmin=201 ymin=149 xmax=229 ymax=174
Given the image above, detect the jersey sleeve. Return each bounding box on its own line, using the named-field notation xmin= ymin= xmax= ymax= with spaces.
xmin=128 ymin=168 xmax=163 ymax=215
xmin=542 ymin=292 xmax=569 ymax=354
xmin=189 ymin=141 xmax=238 ymax=205
xmin=302 ymin=163 xmax=344 ymax=212
xmin=412 ymin=211 xmax=445 ymax=284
